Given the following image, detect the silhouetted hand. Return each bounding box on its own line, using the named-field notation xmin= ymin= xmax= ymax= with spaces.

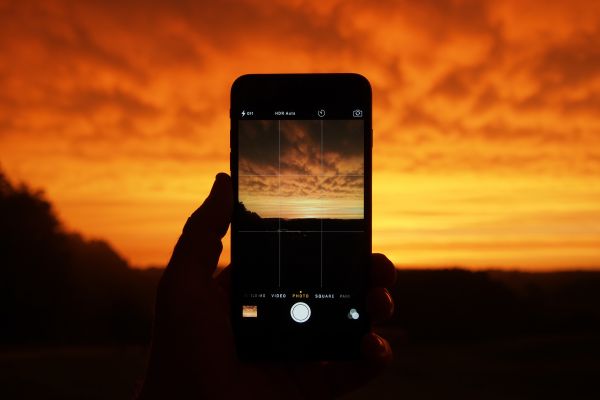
xmin=138 ymin=173 xmax=396 ymax=399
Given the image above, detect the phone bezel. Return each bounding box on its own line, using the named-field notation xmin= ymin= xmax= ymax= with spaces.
xmin=230 ymin=73 xmax=372 ymax=360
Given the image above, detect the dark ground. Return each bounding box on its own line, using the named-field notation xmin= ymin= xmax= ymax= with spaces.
xmin=345 ymin=330 xmax=600 ymax=400
xmin=2 ymin=172 xmax=600 ymax=399
xmin=2 ymin=268 xmax=600 ymax=400
xmin=2 ymin=331 xmax=598 ymax=399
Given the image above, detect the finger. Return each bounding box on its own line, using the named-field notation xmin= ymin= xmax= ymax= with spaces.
xmin=370 ymin=253 xmax=396 ymax=288
xmin=361 ymin=331 xmax=393 ymax=364
xmin=168 ymin=173 xmax=233 ymax=279
xmin=367 ymin=287 xmax=394 ymax=323
xmin=187 ymin=172 xmax=233 ymax=238
xmin=213 ymin=265 xmax=232 ymax=312
xmin=215 ymin=265 xmax=231 ymax=294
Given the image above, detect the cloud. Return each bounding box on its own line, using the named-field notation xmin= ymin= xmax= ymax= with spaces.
xmin=239 ymin=120 xmax=364 ymax=176
xmin=238 ymin=119 xmax=365 ymax=219
xmin=279 ymin=120 xmax=322 ymax=176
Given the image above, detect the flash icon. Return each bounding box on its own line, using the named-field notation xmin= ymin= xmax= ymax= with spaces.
xmin=241 ymin=110 xmax=246 ymax=117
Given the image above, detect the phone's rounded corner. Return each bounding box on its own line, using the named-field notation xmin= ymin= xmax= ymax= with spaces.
xmin=347 ymin=73 xmax=372 ymax=95
xmin=230 ymin=74 xmax=254 ymax=97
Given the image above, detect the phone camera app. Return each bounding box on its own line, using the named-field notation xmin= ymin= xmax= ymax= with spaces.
xmin=237 ymin=119 xmax=365 ymax=292
xmin=352 ymin=109 xmax=363 ymax=118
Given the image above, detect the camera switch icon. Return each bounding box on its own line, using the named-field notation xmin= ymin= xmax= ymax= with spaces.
xmin=347 ymin=308 xmax=360 ymax=320
xmin=353 ymin=109 xmax=363 ymax=118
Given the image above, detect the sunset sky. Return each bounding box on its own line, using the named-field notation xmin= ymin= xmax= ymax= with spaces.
xmin=1 ymin=1 xmax=599 ymax=269
xmin=239 ymin=119 xmax=364 ymax=220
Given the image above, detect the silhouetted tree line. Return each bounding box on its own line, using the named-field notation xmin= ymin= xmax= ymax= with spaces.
xmin=0 ymin=171 xmax=160 ymax=345
xmin=389 ymin=269 xmax=600 ymax=341
xmin=2 ymin=170 xmax=599 ymax=346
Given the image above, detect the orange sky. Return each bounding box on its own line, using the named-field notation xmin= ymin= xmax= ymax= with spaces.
xmin=1 ymin=0 xmax=600 ymax=270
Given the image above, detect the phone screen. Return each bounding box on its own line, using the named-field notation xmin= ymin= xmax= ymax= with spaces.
xmin=231 ymin=74 xmax=371 ymax=359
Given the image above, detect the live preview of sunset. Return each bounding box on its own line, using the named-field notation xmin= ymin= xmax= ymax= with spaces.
xmin=1 ymin=0 xmax=599 ymax=270
xmin=239 ymin=119 xmax=364 ymax=220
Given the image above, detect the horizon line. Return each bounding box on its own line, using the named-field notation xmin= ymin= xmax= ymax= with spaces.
xmin=127 ymin=264 xmax=600 ymax=273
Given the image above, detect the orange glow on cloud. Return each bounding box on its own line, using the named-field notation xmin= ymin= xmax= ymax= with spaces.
xmin=1 ymin=1 xmax=600 ymax=269
xmin=238 ymin=119 xmax=364 ymax=220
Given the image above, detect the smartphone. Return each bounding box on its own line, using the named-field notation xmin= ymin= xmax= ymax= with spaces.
xmin=230 ymin=74 xmax=372 ymax=360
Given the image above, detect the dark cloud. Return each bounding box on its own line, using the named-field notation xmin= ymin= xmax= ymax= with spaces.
xmin=535 ymin=30 xmax=600 ymax=88
xmin=63 ymin=88 xmax=158 ymax=116
xmin=320 ymin=175 xmax=363 ymax=196
xmin=280 ymin=176 xmax=321 ymax=197
xmin=280 ymin=120 xmax=322 ymax=176
xmin=399 ymin=103 xmax=443 ymax=130
xmin=239 ymin=119 xmax=364 ymax=176
xmin=510 ymin=29 xmax=600 ymax=117
xmin=238 ymin=120 xmax=279 ymax=175
xmin=430 ymin=69 xmax=474 ymax=100
xmin=322 ymin=120 xmax=364 ymax=175
xmin=239 ymin=175 xmax=279 ymax=196
xmin=238 ymin=118 xmax=364 ymax=218
xmin=562 ymin=92 xmax=600 ymax=116
xmin=472 ymin=86 xmax=501 ymax=114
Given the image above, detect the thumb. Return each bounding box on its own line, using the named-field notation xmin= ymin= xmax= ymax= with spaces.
xmin=186 ymin=172 xmax=232 ymax=238
xmin=168 ymin=173 xmax=232 ymax=278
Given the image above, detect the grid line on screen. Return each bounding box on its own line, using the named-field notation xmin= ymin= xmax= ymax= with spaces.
xmin=278 ymin=119 xmax=281 ymax=287
xmin=239 ymin=119 xmax=364 ymax=289
xmin=239 ymin=231 xmax=364 ymax=233
xmin=320 ymin=119 xmax=323 ymax=288
xmin=239 ymin=174 xmax=364 ymax=177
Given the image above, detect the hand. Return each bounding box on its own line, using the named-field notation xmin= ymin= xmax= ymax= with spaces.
xmin=138 ymin=173 xmax=396 ymax=399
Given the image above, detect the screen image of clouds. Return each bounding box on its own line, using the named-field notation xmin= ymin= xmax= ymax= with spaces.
xmin=238 ymin=119 xmax=364 ymax=222
xmin=236 ymin=119 xmax=366 ymax=289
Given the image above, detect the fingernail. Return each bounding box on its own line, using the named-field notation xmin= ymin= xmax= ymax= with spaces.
xmin=385 ymin=290 xmax=395 ymax=316
xmin=363 ymin=333 xmax=386 ymax=355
